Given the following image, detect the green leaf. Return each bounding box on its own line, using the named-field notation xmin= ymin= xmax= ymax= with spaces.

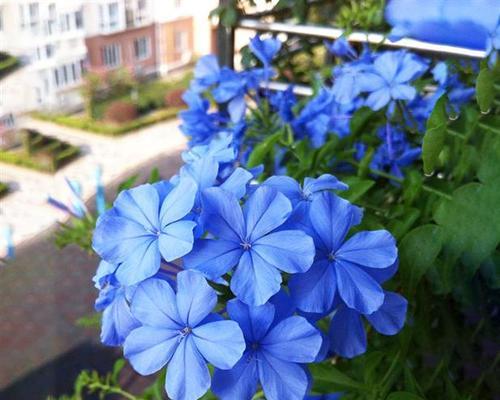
xmin=148 ymin=167 xmax=161 ymax=183
xmin=340 ymin=176 xmax=375 ymax=202
xmin=350 ymin=106 xmax=374 ymax=135
xmin=399 ymin=224 xmax=443 ymax=293
xmin=309 ymin=362 xmax=367 ymax=393
xmin=387 ymin=392 xmax=424 ymax=400
xmin=422 ymin=95 xmax=448 ymax=174
xmin=478 ymin=132 xmax=500 ymax=184
xmin=111 ymin=358 xmax=126 ymax=382
xmin=117 ymin=174 xmax=138 ymax=193
xmin=434 ymin=181 xmax=500 ymax=269
xmin=246 ymin=131 xmax=282 ymax=168
xmin=476 ymin=63 xmax=495 ymax=112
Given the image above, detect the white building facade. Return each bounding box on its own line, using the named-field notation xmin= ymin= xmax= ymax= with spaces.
xmin=0 ymin=0 xmax=88 ymax=113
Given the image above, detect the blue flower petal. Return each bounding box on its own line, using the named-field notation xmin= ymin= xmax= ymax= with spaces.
xmin=131 ymin=278 xmax=182 ymax=329
xmin=390 ymin=84 xmax=417 ymax=101
xmin=258 ymin=352 xmax=310 ymax=400
xmin=310 ymin=192 xmax=358 ymax=253
xmin=365 ymin=291 xmax=408 ymax=335
xmin=212 ymin=351 xmax=259 ymax=400
xmin=261 ymin=316 xmax=322 ymax=363
xmin=160 ymin=177 xmax=198 ymax=227
xmin=231 ymin=250 xmax=282 ymax=306
xmin=227 ymin=298 xmax=275 ymax=342
xmin=303 ymin=174 xmax=348 ymax=194
xmin=219 ymin=167 xmax=253 ymax=199
xmin=202 ymin=187 xmax=246 ymax=242
xmin=115 ymin=237 xmax=161 ymax=286
xmin=253 ymin=230 xmax=315 ymax=273
xmin=192 ymin=320 xmax=246 ymax=369
xmin=166 ymin=335 xmax=211 ymax=400
xmin=183 ymin=239 xmax=242 ymax=280
xmin=335 ymin=260 xmax=385 ymax=314
xmin=113 ymin=184 xmax=160 ymax=231
xmin=244 ymin=187 xmax=292 ymax=241
xmin=261 ymin=176 xmax=302 ymax=205
xmin=328 ymin=306 xmax=367 ymax=358
xmin=176 ymin=270 xmax=217 ymax=327
xmin=228 ymin=95 xmax=247 ymax=123
xmin=289 ymin=260 xmax=337 ymax=314
xmin=158 ymin=220 xmax=196 ymax=262
xmin=336 ymin=230 xmax=397 ymax=269
xmin=179 ymin=156 xmax=218 ymax=189
xmin=93 ymin=213 xmax=152 ymax=264
xmin=365 ymin=88 xmax=391 ymax=111
xmin=101 ymin=293 xmax=140 ymax=346
xmin=124 ymin=326 xmax=179 ymax=375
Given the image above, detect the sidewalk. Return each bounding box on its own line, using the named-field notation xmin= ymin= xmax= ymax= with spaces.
xmin=0 ymin=117 xmax=187 ymax=248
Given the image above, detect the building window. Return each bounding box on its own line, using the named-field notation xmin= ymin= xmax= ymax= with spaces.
xmin=174 ymin=30 xmax=188 ymax=54
xmin=29 ymin=2 xmax=39 ymax=28
xmin=60 ymin=13 xmax=71 ymax=32
xmin=75 ymin=10 xmax=83 ymax=29
xmin=0 ymin=7 xmax=4 ymax=31
xmin=134 ymin=37 xmax=150 ymax=60
xmin=102 ymin=44 xmax=121 ymax=68
xmin=46 ymin=44 xmax=55 ymax=58
xmin=108 ymin=3 xmax=119 ymax=29
xmin=19 ymin=4 xmax=25 ymax=28
xmin=53 ymin=68 xmax=59 ymax=87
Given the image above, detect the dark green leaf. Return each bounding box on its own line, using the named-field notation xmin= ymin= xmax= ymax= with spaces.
xmin=476 ymin=63 xmax=495 ymax=112
xmin=111 ymin=359 xmax=126 ymax=382
xmin=246 ymin=131 xmax=282 ymax=168
xmin=309 ymin=362 xmax=367 ymax=393
xmin=117 ymin=174 xmax=138 ymax=192
xmin=400 ymin=224 xmax=443 ymax=293
xmin=422 ymin=95 xmax=448 ymax=174
xmin=387 ymin=392 xmax=424 ymax=400
xmin=340 ymin=176 xmax=375 ymax=202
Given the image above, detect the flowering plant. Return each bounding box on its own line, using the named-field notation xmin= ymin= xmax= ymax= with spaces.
xmin=55 ymin=2 xmax=500 ymax=398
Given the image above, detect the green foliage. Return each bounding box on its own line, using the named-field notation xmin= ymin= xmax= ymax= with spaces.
xmin=0 ymin=129 xmax=80 ymax=173
xmin=0 ymin=51 xmax=20 ymax=78
xmin=54 ymin=215 xmax=96 ymax=253
xmin=0 ymin=181 xmax=9 ymax=198
xmin=422 ymin=95 xmax=448 ymax=174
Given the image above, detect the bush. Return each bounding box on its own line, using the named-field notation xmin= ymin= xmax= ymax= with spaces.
xmin=164 ymin=88 xmax=186 ymax=108
xmin=0 ymin=181 xmax=9 ymax=198
xmin=104 ymin=101 xmax=138 ymax=123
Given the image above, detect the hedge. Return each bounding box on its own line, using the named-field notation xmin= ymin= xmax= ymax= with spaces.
xmin=33 ymin=107 xmax=182 ymax=136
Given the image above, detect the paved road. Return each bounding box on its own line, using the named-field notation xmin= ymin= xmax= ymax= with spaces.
xmin=0 ymin=117 xmax=186 ymax=249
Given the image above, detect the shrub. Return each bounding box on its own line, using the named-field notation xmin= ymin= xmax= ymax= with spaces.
xmin=164 ymin=88 xmax=186 ymax=108
xmin=104 ymin=101 xmax=138 ymax=124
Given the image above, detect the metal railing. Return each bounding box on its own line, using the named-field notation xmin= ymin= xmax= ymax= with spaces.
xmin=216 ymin=5 xmax=487 ymax=96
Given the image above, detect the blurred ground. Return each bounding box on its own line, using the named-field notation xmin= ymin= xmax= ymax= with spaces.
xmin=0 ymin=123 xmax=185 ymax=397
xmin=0 ymin=117 xmax=186 ymax=248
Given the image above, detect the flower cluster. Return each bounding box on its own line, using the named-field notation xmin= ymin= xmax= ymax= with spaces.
xmin=180 ymin=35 xmax=476 ymax=182
xmin=92 ymin=115 xmax=407 ymax=399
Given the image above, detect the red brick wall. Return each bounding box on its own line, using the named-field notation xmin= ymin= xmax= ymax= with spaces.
xmin=85 ymin=23 xmax=157 ymax=76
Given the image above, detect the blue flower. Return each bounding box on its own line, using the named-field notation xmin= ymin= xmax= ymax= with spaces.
xmin=182 ymin=132 xmax=236 ymax=164
xmin=212 ymin=68 xmax=247 ymax=122
xmin=124 ymin=270 xmax=245 ymax=400
xmin=385 ymin=0 xmax=500 ymax=52
xmin=179 ymin=90 xmax=223 ymax=145
xmin=191 ymin=55 xmax=221 ymax=92
xmin=289 ymin=192 xmax=398 ymax=315
xmin=269 ymin=85 xmax=297 ymax=123
xmin=358 ymin=51 xmax=428 ymax=111
xmin=92 ymin=178 xmax=197 ymax=286
xmin=93 ymin=261 xmax=140 ymax=347
xmin=325 ymin=37 xmax=357 ymax=59
xmin=184 ymin=186 xmax=315 ymax=305
xmin=332 ymin=63 xmax=366 ymax=105
xmin=329 ymin=291 xmax=408 ymax=358
xmin=211 ymin=298 xmax=323 ymax=400
xmin=368 ymin=124 xmax=422 ymax=179
xmin=292 ymin=88 xmax=335 ymax=147
xmin=249 ymin=35 xmax=282 ymax=67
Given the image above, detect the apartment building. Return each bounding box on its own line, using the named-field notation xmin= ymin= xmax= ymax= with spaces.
xmin=84 ymin=0 xmax=217 ymax=77
xmin=0 ymin=0 xmax=87 ymax=112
